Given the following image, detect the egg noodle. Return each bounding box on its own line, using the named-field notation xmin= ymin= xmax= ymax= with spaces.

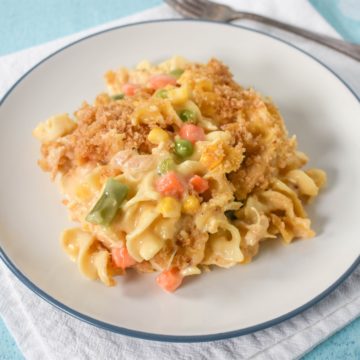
xmin=33 ymin=57 xmax=326 ymax=292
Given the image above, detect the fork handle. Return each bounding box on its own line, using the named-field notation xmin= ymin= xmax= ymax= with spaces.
xmin=233 ymin=12 xmax=360 ymax=61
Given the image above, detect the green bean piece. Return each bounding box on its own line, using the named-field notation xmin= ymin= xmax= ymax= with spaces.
xmin=86 ymin=178 xmax=129 ymax=226
xmin=157 ymin=158 xmax=175 ymax=175
xmin=170 ymin=69 xmax=184 ymax=78
xmin=174 ymin=139 xmax=194 ymax=158
xmin=111 ymin=93 xmax=124 ymax=100
xmin=155 ymin=89 xmax=168 ymax=99
xmin=179 ymin=109 xmax=196 ymax=123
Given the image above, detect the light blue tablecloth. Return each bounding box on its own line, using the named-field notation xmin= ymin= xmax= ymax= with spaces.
xmin=0 ymin=1 xmax=359 ymax=359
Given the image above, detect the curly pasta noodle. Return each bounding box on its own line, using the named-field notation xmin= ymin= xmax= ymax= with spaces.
xmin=33 ymin=57 xmax=326 ymax=292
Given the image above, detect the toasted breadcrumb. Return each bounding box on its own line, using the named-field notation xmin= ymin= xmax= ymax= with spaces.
xmin=35 ymin=57 xmax=326 ymax=283
xmin=39 ymin=59 xmax=299 ymax=202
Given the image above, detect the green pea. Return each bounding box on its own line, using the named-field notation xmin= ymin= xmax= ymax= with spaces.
xmin=169 ymin=69 xmax=184 ymax=78
xmin=158 ymin=158 xmax=175 ymax=175
xmin=111 ymin=93 xmax=124 ymax=100
xmin=155 ymin=89 xmax=168 ymax=99
xmin=174 ymin=139 xmax=194 ymax=158
xmin=179 ymin=109 xmax=196 ymax=123
xmin=86 ymin=178 xmax=129 ymax=226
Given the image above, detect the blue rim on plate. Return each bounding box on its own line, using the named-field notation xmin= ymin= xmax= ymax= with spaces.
xmin=0 ymin=19 xmax=359 ymax=343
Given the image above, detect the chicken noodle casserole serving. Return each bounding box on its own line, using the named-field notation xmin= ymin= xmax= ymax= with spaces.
xmin=33 ymin=57 xmax=326 ymax=292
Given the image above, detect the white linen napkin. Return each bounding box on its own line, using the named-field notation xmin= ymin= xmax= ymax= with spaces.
xmin=1 ymin=2 xmax=359 ymax=359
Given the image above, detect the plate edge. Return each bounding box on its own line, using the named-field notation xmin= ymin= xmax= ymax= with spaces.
xmin=0 ymin=18 xmax=359 ymax=343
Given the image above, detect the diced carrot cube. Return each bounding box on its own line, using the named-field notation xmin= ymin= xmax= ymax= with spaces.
xmin=179 ymin=124 xmax=205 ymax=143
xmin=111 ymin=247 xmax=137 ymax=269
xmin=156 ymin=268 xmax=184 ymax=292
xmin=149 ymin=74 xmax=177 ymax=90
xmin=189 ymin=175 xmax=209 ymax=193
xmin=155 ymin=171 xmax=185 ymax=198
xmin=122 ymin=83 xmax=138 ymax=96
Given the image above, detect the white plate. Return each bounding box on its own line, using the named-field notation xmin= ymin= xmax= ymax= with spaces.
xmin=0 ymin=20 xmax=359 ymax=342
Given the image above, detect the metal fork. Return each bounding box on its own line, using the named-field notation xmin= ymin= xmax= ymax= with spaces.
xmin=165 ymin=0 xmax=360 ymax=61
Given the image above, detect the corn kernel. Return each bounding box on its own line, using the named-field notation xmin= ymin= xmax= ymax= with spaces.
xmin=167 ymin=86 xmax=189 ymax=105
xmin=105 ymin=70 xmax=116 ymax=85
xmin=157 ymin=197 xmax=181 ymax=218
xmin=82 ymin=223 xmax=91 ymax=232
xmin=75 ymin=184 xmax=92 ymax=201
xmin=182 ymin=195 xmax=200 ymax=215
xmin=200 ymin=143 xmax=224 ymax=170
xmin=196 ymin=79 xmax=213 ymax=91
xmin=148 ymin=128 xmax=170 ymax=145
xmin=87 ymin=171 xmax=102 ymax=191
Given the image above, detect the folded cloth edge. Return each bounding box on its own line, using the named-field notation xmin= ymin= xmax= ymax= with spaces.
xmin=1 ymin=2 xmax=360 ymax=360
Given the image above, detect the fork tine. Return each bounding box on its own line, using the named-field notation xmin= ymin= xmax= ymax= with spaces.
xmin=181 ymin=0 xmax=205 ymax=16
xmin=185 ymin=0 xmax=224 ymax=13
xmin=197 ymin=0 xmax=219 ymax=6
xmin=165 ymin=0 xmax=203 ymax=18
xmin=197 ymin=0 xmax=229 ymax=9
xmin=164 ymin=0 xmax=183 ymax=14
xmin=181 ymin=0 xmax=203 ymax=12
xmin=164 ymin=0 xmax=195 ymax=18
xmin=185 ymin=0 xmax=210 ymax=8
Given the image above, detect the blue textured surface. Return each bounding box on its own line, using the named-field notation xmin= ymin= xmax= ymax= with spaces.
xmin=310 ymin=0 xmax=360 ymax=43
xmin=303 ymin=317 xmax=360 ymax=360
xmin=0 ymin=0 xmax=359 ymax=359
xmin=0 ymin=0 xmax=162 ymax=55
xmin=0 ymin=319 xmax=23 ymax=360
